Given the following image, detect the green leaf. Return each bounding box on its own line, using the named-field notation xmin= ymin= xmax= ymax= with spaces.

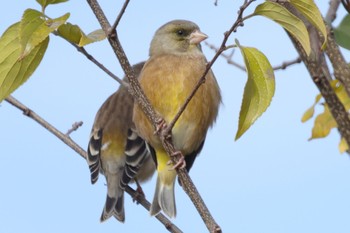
xmin=235 ymin=40 xmax=275 ymax=140
xmin=21 ymin=9 xmax=69 ymax=51
xmin=57 ymin=23 xmax=81 ymax=44
xmin=20 ymin=9 xmax=69 ymax=58
xmin=301 ymin=94 xmax=322 ymax=122
xmin=36 ymin=0 xmax=69 ymax=9
xmin=0 ymin=23 xmax=49 ymax=102
xmin=79 ymin=29 xmax=106 ymax=46
xmin=334 ymin=15 xmax=350 ymax=50
xmin=57 ymin=23 xmax=106 ymax=46
xmin=254 ymin=1 xmax=311 ymax=55
xmin=289 ymin=0 xmax=327 ymax=50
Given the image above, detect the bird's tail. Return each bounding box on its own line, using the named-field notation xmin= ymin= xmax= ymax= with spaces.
xmin=150 ymin=170 xmax=177 ymax=218
xmin=100 ymin=176 xmax=125 ymax=222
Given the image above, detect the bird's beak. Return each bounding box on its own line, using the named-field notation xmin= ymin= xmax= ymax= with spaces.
xmin=189 ymin=30 xmax=208 ymax=45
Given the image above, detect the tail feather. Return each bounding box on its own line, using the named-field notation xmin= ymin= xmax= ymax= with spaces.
xmin=100 ymin=193 xmax=125 ymax=222
xmin=100 ymin=175 xmax=125 ymax=223
xmin=150 ymin=175 xmax=176 ymax=218
xmin=112 ymin=192 xmax=125 ymax=222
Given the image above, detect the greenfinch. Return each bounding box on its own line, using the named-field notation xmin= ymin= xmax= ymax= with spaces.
xmin=133 ymin=20 xmax=221 ymax=218
xmin=87 ymin=62 xmax=155 ymax=222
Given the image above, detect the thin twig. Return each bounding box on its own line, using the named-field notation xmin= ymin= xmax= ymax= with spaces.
xmin=109 ymin=0 xmax=130 ymax=35
xmin=53 ymin=32 xmax=128 ymax=87
xmin=272 ymin=57 xmax=302 ymax=70
xmin=326 ymin=0 xmax=341 ymax=23
xmin=4 ymin=95 xmax=182 ymax=233
xmin=66 ymin=121 xmax=83 ymax=136
xmin=165 ymin=0 xmax=256 ymax=134
xmin=205 ymin=41 xmax=302 ymax=71
xmin=205 ymin=41 xmax=246 ymax=71
xmin=341 ymin=0 xmax=350 ymax=14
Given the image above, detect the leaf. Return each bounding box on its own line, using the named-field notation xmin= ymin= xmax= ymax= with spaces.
xmin=36 ymin=0 xmax=69 ymax=9
xmin=235 ymin=40 xmax=275 ymax=140
xmin=57 ymin=23 xmax=106 ymax=46
xmin=78 ymin=29 xmax=106 ymax=46
xmin=20 ymin=9 xmax=69 ymax=58
xmin=0 ymin=22 xmax=49 ymax=102
xmin=301 ymin=94 xmax=322 ymax=122
xmin=254 ymin=1 xmax=311 ymax=55
xmin=339 ymin=138 xmax=348 ymax=154
xmin=309 ymin=105 xmax=337 ymax=140
xmin=289 ymin=0 xmax=327 ymax=50
xmin=57 ymin=23 xmax=81 ymax=44
xmin=334 ymin=15 xmax=350 ymax=50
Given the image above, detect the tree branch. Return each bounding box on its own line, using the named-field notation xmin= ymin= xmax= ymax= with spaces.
xmin=205 ymin=41 xmax=302 ymax=72
xmin=53 ymin=32 xmax=128 ymax=87
xmin=109 ymin=0 xmax=130 ymax=35
xmin=205 ymin=41 xmax=246 ymax=71
xmin=325 ymin=0 xmax=341 ymax=23
xmin=281 ymin=2 xmax=350 ymax=149
xmin=85 ymin=0 xmax=222 ymax=232
xmin=4 ymin=95 xmax=182 ymax=233
xmin=324 ymin=28 xmax=350 ymax=97
xmin=66 ymin=121 xmax=83 ymax=136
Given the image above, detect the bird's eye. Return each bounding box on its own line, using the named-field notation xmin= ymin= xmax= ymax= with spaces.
xmin=177 ymin=30 xmax=184 ymax=36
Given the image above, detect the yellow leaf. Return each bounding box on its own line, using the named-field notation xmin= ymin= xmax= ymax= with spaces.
xmin=309 ymin=105 xmax=337 ymax=140
xmin=235 ymin=40 xmax=275 ymax=140
xmin=339 ymin=138 xmax=349 ymax=154
xmin=254 ymin=1 xmax=311 ymax=55
xmin=301 ymin=94 xmax=322 ymax=122
xmin=290 ymin=0 xmax=327 ymax=49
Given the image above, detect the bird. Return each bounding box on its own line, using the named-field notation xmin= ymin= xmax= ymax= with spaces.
xmin=87 ymin=61 xmax=155 ymax=222
xmin=133 ymin=20 xmax=221 ymax=218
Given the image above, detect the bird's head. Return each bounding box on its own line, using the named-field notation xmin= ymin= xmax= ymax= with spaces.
xmin=149 ymin=20 xmax=208 ymax=56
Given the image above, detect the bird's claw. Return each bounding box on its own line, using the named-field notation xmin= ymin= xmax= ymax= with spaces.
xmin=132 ymin=179 xmax=145 ymax=203
xmin=167 ymin=151 xmax=186 ymax=170
xmin=154 ymin=118 xmax=167 ymax=135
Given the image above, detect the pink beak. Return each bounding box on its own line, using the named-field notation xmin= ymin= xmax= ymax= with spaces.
xmin=189 ymin=30 xmax=208 ymax=45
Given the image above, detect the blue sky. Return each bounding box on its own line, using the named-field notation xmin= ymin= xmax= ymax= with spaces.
xmin=1 ymin=1 xmax=350 ymax=232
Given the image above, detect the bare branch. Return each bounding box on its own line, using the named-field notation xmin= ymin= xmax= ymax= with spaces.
xmin=53 ymin=32 xmax=128 ymax=87
xmin=206 ymin=41 xmax=302 ymax=72
xmin=272 ymin=57 xmax=302 ymax=70
xmin=109 ymin=0 xmax=130 ymax=36
xmin=66 ymin=121 xmax=83 ymax=136
xmin=325 ymin=28 xmax=350 ymax=97
xmin=341 ymin=0 xmax=350 ymax=14
xmin=4 ymin=95 xmax=182 ymax=233
xmin=205 ymin=41 xmax=246 ymax=71
xmin=326 ymin=0 xmax=341 ymax=23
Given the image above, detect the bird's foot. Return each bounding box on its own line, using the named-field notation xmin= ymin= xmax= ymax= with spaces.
xmin=154 ymin=118 xmax=167 ymax=136
xmin=167 ymin=151 xmax=186 ymax=170
xmin=132 ymin=179 xmax=145 ymax=203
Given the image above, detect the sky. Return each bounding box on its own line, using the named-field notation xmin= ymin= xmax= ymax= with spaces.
xmin=1 ymin=1 xmax=350 ymax=233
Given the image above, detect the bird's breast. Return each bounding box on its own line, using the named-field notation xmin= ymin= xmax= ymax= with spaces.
xmin=135 ymin=54 xmax=220 ymax=154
